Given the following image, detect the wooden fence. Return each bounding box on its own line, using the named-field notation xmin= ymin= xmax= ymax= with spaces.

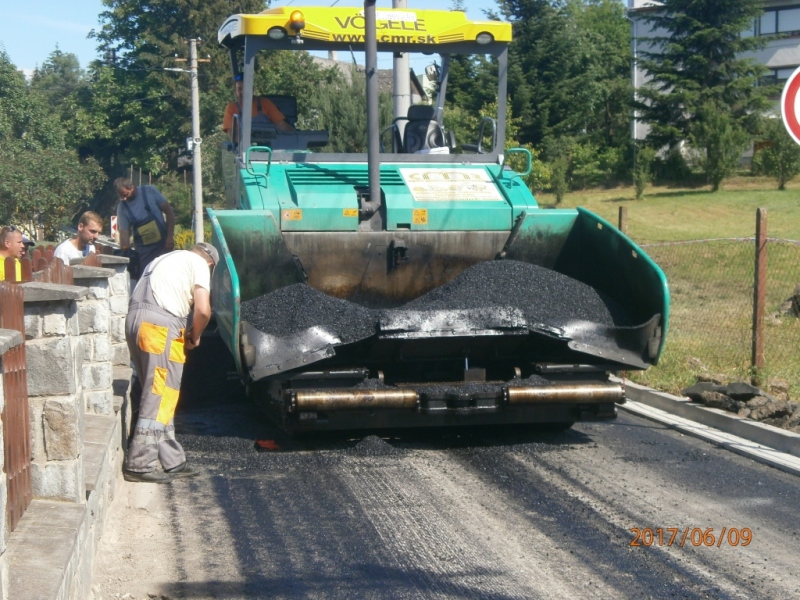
xmin=0 ymin=282 xmax=32 ymax=532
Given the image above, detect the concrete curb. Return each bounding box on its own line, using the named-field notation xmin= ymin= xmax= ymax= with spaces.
xmin=621 ymin=399 xmax=800 ymax=477
xmin=616 ymin=377 xmax=800 ymax=466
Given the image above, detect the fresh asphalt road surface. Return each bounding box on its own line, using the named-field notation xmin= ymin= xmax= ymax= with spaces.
xmin=92 ymin=336 xmax=800 ymax=599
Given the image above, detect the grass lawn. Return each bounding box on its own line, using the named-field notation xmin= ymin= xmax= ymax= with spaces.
xmin=534 ymin=177 xmax=800 ymax=398
xmin=534 ymin=176 xmax=800 ymax=243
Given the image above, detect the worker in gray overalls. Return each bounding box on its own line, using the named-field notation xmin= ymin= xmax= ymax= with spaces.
xmin=123 ymin=242 xmax=219 ymax=483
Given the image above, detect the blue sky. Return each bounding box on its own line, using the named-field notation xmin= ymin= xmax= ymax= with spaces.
xmin=0 ymin=0 xmax=501 ymax=77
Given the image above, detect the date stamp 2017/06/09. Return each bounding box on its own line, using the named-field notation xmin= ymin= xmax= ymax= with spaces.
xmin=630 ymin=527 xmax=752 ymax=548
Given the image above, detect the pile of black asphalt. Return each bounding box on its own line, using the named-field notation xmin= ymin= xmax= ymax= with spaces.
xmin=241 ymin=282 xmax=376 ymax=343
xmin=240 ymin=260 xmax=631 ymax=343
xmin=402 ymin=260 xmax=623 ymax=325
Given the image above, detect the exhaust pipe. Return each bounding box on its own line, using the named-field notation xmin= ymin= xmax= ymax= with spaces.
xmin=506 ymin=383 xmax=624 ymax=405
xmin=292 ymin=389 xmax=419 ymax=411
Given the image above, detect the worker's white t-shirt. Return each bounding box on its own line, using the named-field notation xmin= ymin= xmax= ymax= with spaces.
xmin=147 ymin=251 xmax=211 ymax=318
xmin=53 ymin=239 xmax=95 ymax=263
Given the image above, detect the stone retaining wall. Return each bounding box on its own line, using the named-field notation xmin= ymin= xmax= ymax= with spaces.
xmin=97 ymin=256 xmax=130 ymax=368
xmin=1 ymin=266 xmax=130 ymax=599
xmin=21 ymin=283 xmax=88 ymax=504
xmin=72 ymin=266 xmax=116 ymax=415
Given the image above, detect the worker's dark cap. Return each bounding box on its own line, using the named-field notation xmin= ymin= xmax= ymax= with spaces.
xmin=195 ymin=242 xmax=219 ymax=265
xmin=234 ymin=73 xmax=243 ymax=81
xmin=22 ymin=236 xmax=34 ymax=246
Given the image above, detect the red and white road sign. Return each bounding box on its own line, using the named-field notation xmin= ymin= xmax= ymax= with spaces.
xmin=781 ymin=66 xmax=800 ymax=145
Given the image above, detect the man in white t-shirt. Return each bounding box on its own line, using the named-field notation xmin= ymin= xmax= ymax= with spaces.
xmin=53 ymin=211 xmax=102 ymax=263
xmin=123 ymin=242 xmax=219 ymax=483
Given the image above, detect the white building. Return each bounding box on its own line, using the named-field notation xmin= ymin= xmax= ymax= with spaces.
xmin=628 ymin=0 xmax=800 ymax=142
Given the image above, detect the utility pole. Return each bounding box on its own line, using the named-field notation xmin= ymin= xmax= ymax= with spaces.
xmin=173 ymin=41 xmax=207 ymax=243
xmin=392 ymin=0 xmax=411 ymax=128
xmin=189 ymin=39 xmax=204 ymax=243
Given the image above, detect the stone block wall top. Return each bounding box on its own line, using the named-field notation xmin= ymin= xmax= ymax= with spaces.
xmin=21 ymin=282 xmax=88 ymax=303
xmin=0 ymin=329 xmax=23 ymax=355
xmin=71 ymin=266 xmax=115 ymax=280
xmin=97 ymin=255 xmax=129 ymax=266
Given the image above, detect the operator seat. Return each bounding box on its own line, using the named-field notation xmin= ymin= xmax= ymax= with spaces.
xmin=403 ymin=104 xmax=446 ymax=153
xmin=264 ymin=95 xmax=298 ymax=127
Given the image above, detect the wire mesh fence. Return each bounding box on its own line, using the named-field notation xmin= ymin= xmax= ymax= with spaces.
xmin=631 ymin=237 xmax=800 ymax=398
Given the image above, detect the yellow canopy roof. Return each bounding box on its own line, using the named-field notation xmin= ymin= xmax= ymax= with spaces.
xmin=218 ymin=6 xmax=511 ymax=47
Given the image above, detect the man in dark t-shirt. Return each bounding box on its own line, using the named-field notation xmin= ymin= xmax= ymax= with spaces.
xmin=114 ymin=177 xmax=176 ymax=277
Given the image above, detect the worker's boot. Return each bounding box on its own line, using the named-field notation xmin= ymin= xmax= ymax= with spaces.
xmin=164 ymin=462 xmax=199 ymax=478
xmin=123 ymin=469 xmax=173 ymax=484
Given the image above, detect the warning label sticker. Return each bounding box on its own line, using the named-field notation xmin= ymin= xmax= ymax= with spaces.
xmin=400 ymin=168 xmax=504 ymax=202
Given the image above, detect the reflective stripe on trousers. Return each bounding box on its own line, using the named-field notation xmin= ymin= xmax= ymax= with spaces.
xmin=125 ymin=269 xmax=188 ymax=473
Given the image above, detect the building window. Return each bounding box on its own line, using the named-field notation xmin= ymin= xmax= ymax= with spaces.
xmin=761 ymin=67 xmax=799 ymax=89
xmin=778 ymin=8 xmax=800 ymax=34
xmin=776 ymin=67 xmax=797 ymax=82
xmin=761 ymin=11 xmax=777 ymax=35
xmin=744 ymin=7 xmax=800 ymax=37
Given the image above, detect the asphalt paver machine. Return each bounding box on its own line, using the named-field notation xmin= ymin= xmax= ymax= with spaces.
xmin=211 ymin=3 xmax=670 ymax=432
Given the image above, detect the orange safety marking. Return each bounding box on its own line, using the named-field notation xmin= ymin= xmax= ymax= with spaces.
xmin=255 ymin=439 xmax=281 ymax=451
xmin=282 ymin=209 xmax=303 ymax=221
xmin=139 ymin=322 xmax=168 ymax=354
xmin=412 ymin=208 xmax=428 ymax=225
xmin=343 ymin=208 xmax=358 ymax=217
xmin=151 ymin=366 xmax=167 ymax=396
xmin=156 ymin=386 xmax=180 ymax=425
xmin=168 ymin=330 xmax=186 ymax=364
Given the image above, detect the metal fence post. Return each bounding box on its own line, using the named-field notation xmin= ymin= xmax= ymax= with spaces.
xmin=751 ymin=208 xmax=767 ymax=385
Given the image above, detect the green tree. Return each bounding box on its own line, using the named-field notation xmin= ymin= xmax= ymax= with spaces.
xmin=88 ymin=0 xmax=268 ymax=173
xmin=0 ymin=49 xmax=64 ymax=149
xmin=494 ymin=1 xmax=631 ymax=152
xmin=566 ymin=0 xmax=632 ymax=151
xmin=633 ymin=146 xmax=656 ymax=199
xmin=0 ymin=141 xmax=105 ymax=238
xmin=690 ymin=101 xmax=750 ymax=191
xmin=494 ymin=0 xmax=577 ymax=146
xmin=305 ymin=66 xmax=392 ymax=153
xmin=0 ymin=50 xmax=106 ymax=237
xmin=638 ymin=0 xmax=772 ymax=150
xmin=752 ymin=118 xmax=800 ymax=190
xmin=30 ymin=48 xmax=87 ymax=109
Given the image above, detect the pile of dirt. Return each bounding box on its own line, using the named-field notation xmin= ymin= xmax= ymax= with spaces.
xmin=682 ymin=381 xmax=800 ymax=432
